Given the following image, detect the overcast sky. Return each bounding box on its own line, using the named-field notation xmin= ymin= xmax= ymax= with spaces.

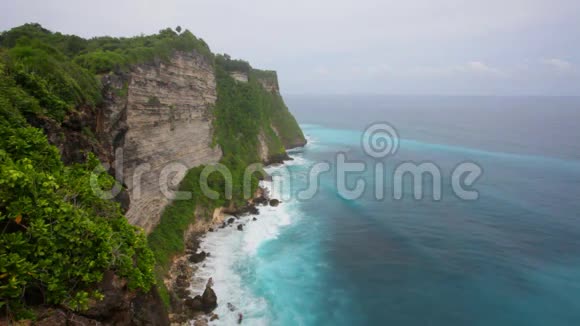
xmin=1 ymin=0 xmax=579 ymax=95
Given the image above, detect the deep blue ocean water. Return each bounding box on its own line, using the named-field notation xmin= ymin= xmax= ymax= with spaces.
xmin=196 ymin=96 xmax=580 ymax=325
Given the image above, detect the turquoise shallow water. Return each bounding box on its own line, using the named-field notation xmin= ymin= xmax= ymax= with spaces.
xmin=201 ymin=96 xmax=580 ymax=325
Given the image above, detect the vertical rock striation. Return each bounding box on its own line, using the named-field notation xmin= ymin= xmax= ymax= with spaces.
xmin=100 ymin=51 xmax=222 ymax=233
xmin=97 ymin=52 xmax=305 ymax=234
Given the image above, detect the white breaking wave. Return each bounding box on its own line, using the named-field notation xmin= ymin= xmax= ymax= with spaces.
xmin=188 ymin=158 xmax=305 ymax=325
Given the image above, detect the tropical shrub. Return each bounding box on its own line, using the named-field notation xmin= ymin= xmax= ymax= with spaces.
xmin=0 ymin=122 xmax=155 ymax=318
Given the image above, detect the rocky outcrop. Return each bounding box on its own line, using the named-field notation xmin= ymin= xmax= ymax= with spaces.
xmin=257 ymin=129 xmax=293 ymax=165
xmin=255 ymin=71 xmax=279 ymax=93
xmin=271 ymin=124 xmax=307 ymax=150
xmin=257 ymin=129 xmax=270 ymax=162
xmin=164 ymin=207 xmax=229 ymax=323
xmin=100 ymin=51 xmax=222 ymax=233
xmin=201 ymin=284 xmax=217 ymax=313
xmin=229 ymin=71 xmax=248 ymax=83
xmin=29 ymin=271 xmax=170 ymax=326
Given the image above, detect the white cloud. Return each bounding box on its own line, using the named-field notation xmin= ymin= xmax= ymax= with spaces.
xmin=460 ymin=61 xmax=506 ymax=76
xmin=311 ymin=64 xmax=391 ymax=80
xmin=542 ymin=58 xmax=575 ymax=72
xmin=407 ymin=61 xmax=506 ymax=78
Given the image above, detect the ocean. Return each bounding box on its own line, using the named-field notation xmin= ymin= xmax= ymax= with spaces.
xmin=191 ymin=95 xmax=580 ymax=325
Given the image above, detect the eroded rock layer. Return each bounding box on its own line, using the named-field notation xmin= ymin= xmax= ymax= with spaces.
xmin=100 ymin=51 xmax=222 ymax=233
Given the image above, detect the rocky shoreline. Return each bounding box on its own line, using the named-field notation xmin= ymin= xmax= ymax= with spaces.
xmin=167 ymin=187 xmax=277 ymax=325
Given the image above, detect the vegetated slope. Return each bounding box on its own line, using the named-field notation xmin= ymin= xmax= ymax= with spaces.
xmin=0 ymin=23 xmax=305 ymax=321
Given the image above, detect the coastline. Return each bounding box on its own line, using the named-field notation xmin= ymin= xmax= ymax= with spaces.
xmin=166 ymin=149 xmax=304 ymax=325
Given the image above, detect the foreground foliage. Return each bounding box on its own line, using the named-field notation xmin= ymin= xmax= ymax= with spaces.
xmin=0 ymin=118 xmax=155 ymax=318
xmin=0 ymin=26 xmax=157 ymax=319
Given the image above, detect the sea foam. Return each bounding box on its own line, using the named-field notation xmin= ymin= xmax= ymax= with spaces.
xmin=188 ymin=158 xmax=305 ymax=325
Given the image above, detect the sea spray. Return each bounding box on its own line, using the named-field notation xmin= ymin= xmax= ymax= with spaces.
xmin=187 ymin=156 xmax=307 ymax=325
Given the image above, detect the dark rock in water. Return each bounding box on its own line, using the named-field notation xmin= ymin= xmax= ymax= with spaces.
xmin=185 ymin=237 xmax=200 ymax=253
xmin=220 ymin=222 xmax=227 ymax=229
xmin=189 ymin=251 xmax=207 ymax=264
xmin=248 ymin=205 xmax=259 ymax=215
xmin=210 ymin=314 xmax=219 ymax=321
xmin=254 ymin=195 xmax=268 ymax=206
xmin=269 ymin=199 xmax=280 ymax=207
xmin=263 ymin=175 xmax=273 ymax=182
xmin=265 ymin=152 xmax=291 ymax=165
xmin=201 ymin=287 xmax=218 ymax=312
xmin=185 ymin=295 xmax=203 ymax=312
xmin=227 ymin=302 xmax=237 ymax=312
xmin=227 ymin=217 xmax=236 ymax=224
xmin=252 ymin=217 xmax=257 ymax=221
xmin=208 ymin=227 xmax=214 ymax=232
xmin=237 ymin=224 xmax=244 ymax=231
xmin=231 ymin=204 xmax=259 ymax=216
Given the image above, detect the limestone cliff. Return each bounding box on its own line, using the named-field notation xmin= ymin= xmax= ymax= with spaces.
xmin=99 ymin=51 xmax=222 ymax=233
xmin=255 ymin=70 xmax=280 ymax=93
xmin=229 ymin=70 xmax=249 ymax=83
xmin=97 ymin=51 xmax=305 ymax=233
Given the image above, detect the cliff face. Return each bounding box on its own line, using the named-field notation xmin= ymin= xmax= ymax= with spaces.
xmin=229 ymin=71 xmax=249 ymax=83
xmin=256 ymin=72 xmax=280 ymax=93
xmin=97 ymin=51 xmax=305 ymax=233
xmin=99 ymin=52 xmax=222 ymax=233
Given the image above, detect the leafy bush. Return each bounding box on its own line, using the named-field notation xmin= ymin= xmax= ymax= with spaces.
xmin=0 ymin=121 xmax=155 ymax=318
xmin=215 ymin=54 xmax=251 ymax=73
xmin=76 ymin=28 xmax=213 ymax=72
xmin=0 ymin=62 xmax=41 ymax=124
xmin=3 ymin=40 xmax=101 ymax=121
xmin=74 ymin=50 xmax=128 ymax=74
xmin=0 ymin=23 xmax=87 ymax=57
